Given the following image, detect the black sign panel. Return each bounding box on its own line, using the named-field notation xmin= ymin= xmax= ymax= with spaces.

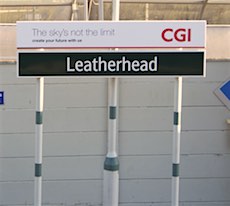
xmin=18 ymin=52 xmax=205 ymax=77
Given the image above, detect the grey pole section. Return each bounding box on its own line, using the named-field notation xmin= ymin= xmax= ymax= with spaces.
xmin=34 ymin=77 xmax=44 ymax=206
xmin=103 ymin=0 xmax=120 ymax=205
xmin=171 ymin=76 xmax=183 ymax=206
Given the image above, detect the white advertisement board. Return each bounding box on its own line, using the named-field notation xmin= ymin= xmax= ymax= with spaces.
xmin=17 ymin=21 xmax=206 ymax=49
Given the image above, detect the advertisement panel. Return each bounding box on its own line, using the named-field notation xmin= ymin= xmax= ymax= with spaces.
xmin=17 ymin=21 xmax=206 ymax=49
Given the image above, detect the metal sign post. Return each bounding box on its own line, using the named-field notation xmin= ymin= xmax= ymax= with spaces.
xmin=98 ymin=0 xmax=104 ymax=20
xmin=34 ymin=77 xmax=44 ymax=206
xmin=172 ymin=77 xmax=183 ymax=206
xmin=103 ymin=0 xmax=120 ymax=205
xmin=103 ymin=78 xmax=119 ymax=206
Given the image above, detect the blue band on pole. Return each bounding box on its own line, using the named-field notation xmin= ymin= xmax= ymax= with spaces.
xmin=35 ymin=163 xmax=42 ymax=177
xmin=172 ymin=163 xmax=179 ymax=177
xmin=173 ymin=112 xmax=179 ymax=125
xmin=109 ymin=106 xmax=117 ymax=119
xmin=104 ymin=157 xmax=119 ymax=171
xmin=36 ymin=111 xmax=43 ymax=125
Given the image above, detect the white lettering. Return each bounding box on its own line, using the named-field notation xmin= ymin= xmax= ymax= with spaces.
xmin=122 ymin=56 xmax=131 ymax=72
xmin=108 ymin=60 xmax=116 ymax=72
xmin=75 ymin=60 xmax=83 ymax=72
xmin=131 ymin=60 xmax=140 ymax=72
xmin=66 ymin=55 xmax=158 ymax=73
xmin=140 ymin=60 xmax=148 ymax=71
xmin=84 ymin=60 xmax=91 ymax=72
xmin=66 ymin=57 xmax=75 ymax=72
xmin=149 ymin=56 xmax=158 ymax=71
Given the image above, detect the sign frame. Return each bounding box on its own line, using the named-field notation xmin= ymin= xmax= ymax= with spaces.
xmin=17 ymin=20 xmax=206 ymax=78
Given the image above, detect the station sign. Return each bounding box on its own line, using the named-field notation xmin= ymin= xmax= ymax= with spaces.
xmin=17 ymin=21 xmax=206 ymax=49
xmin=18 ymin=51 xmax=205 ymax=77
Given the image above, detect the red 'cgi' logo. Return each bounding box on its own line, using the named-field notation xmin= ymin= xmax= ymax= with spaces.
xmin=161 ymin=28 xmax=191 ymax=42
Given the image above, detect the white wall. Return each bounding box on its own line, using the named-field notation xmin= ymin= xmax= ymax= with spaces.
xmin=0 ymin=25 xmax=230 ymax=206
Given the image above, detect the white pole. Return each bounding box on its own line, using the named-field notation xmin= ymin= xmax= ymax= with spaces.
xmin=84 ymin=0 xmax=89 ymax=20
xmin=171 ymin=76 xmax=183 ymax=206
xmin=98 ymin=0 xmax=104 ymax=20
xmin=112 ymin=0 xmax=120 ymax=21
xmin=34 ymin=77 xmax=44 ymax=206
xmin=71 ymin=0 xmax=78 ymax=21
xmin=103 ymin=0 xmax=120 ymax=205
xmin=103 ymin=78 xmax=119 ymax=206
